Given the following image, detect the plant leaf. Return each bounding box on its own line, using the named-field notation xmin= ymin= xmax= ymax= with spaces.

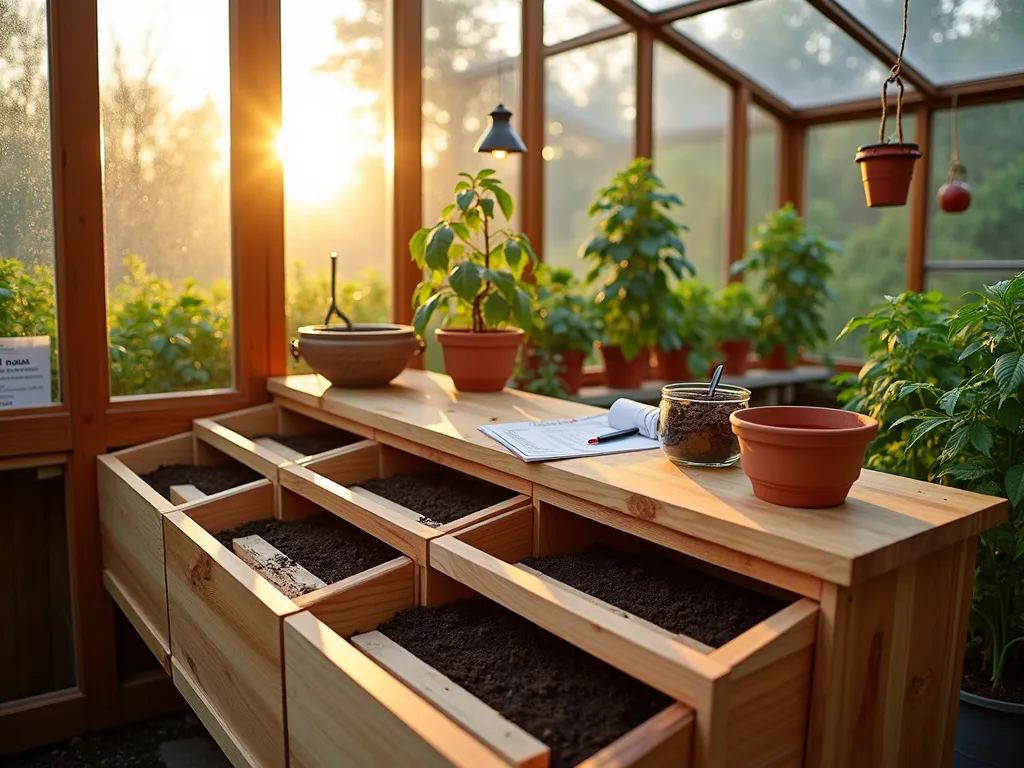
xmin=504 ymin=239 xmax=522 ymax=270
xmin=993 ymin=351 xmax=1024 ymax=398
xmin=482 ymin=292 xmax=508 ymax=327
xmin=492 ymin=185 xmax=514 ymax=220
xmin=456 ymin=189 xmax=475 ymax=212
xmin=483 ymin=269 xmax=516 ymax=301
xmin=997 ymin=398 xmax=1023 ymax=432
xmin=449 ymin=262 xmax=482 ymax=303
xmin=425 ymin=225 xmax=454 ymax=271
xmin=968 ymin=422 xmax=994 ymax=456
xmin=409 ymin=227 xmax=430 ymax=267
xmin=1006 ymin=463 xmax=1024 ymax=506
xmin=958 ymin=341 xmax=982 ymax=361
xmin=511 ymin=289 xmax=532 ymax=331
xmin=904 ymin=416 xmax=952 ymax=451
xmin=413 ymin=293 xmax=441 ymax=337
xmin=938 ymin=389 xmax=960 ymax=416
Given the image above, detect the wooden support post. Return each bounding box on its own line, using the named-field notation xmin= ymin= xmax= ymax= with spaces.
xmin=392 ymin=0 xmax=423 ymax=327
xmin=727 ymin=85 xmax=750 ymax=282
xmin=906 ymin=106 xmax=932 ymax=293
xmin=521 ymin=0 xmax=544 ymax=261
xmin=777 ymin=121 xmax=806 ymax=213
xmin=635 ymin=27 xmax=654 ymax=159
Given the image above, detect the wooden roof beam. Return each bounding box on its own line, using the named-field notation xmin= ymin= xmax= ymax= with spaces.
xmin=592 ymin=0 xmax=652 ymax=29
xmin=653 ymin=0 xmax=753 ymax=26
xmin=805 ymin=0 xmax=936 ymax=97
xmin=655 ymin=25 xmax=794 ymax=121
xmin=543 ymin=22 xmax=632 ymax=58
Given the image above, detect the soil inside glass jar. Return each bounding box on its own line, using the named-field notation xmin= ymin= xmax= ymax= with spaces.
xmin=659 ymin=392 xmax=746 ymax=465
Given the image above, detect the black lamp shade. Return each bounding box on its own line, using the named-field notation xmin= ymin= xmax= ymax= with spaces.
xmin=474 ymin=104 xmax=527 ymax=155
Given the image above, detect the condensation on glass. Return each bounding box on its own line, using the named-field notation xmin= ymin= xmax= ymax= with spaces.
xmin=544 ymin=33 xmax=636 ymax=278
xmin=98 ymin=0 xmax=233 ymax=397
xmin=653 ymin=42 xmax=728 ymax=286
xmin=674 ymin=0 xmax=898 ymax=108
xmin=806 ymin=117 xmax=914 ymax=357
xmin=747 ymin=104 xmax=778 ymax=246
xmin=0 ymin=0 xmax=60 ymax=408
xmin=282 ymin=0 xmax=392 ymax=362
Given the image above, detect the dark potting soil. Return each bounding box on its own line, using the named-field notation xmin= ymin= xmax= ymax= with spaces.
xmin=214 ymin=514 xmax=398 ymax=589
xmin=253 ymin=430 xmax=361 ymax=456
xmin=962 ymin=650 xmax=1024 ymax=705
xmin=378 ymin=599 xmax=670 ymax=768
xmin=659 ymin=393 xmax=746 ymax=465
xmin=524 ymin=546 xmax=788 ymax=648
xmin=140 ymin=463 xmax=262 ymax=501
xmin=4 ymin=712 xmax=226 ymax=768
xmin=355 ymin=468 xmax=515 ymax=527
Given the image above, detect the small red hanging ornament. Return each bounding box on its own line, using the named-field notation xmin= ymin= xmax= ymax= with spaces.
xmin=937 ymin=94 xmax=972 ymax=213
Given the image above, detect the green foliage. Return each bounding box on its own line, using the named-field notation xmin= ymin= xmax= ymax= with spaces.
xmin=735 ymin=204 xmax=839 ymax=363
xmin=710 ymin=282 xmax=760 ymax=344
xmin=834 ymin=291 xmax=961 ymax=479
xmin=107 ymin=256 xmax=232 ymax=396
xmin=673 ymin=280 xmax=717 ymax=377
xmin=841 ymin=273 xmax=1024 ymax=689
xmin=581 ymin=158 xmax=694 ymax=360
xmin=515 ymin=346 xmax=570 ymax=400
xmin=0 ymin=257 xmax=58 ymax=399
xmin=531 ymin=266 xmax=600 ymax=355
xmin=286 ymin=261 xmax=389 ymax=333
xmin=411 ymin=170 xmax=536 ymax=337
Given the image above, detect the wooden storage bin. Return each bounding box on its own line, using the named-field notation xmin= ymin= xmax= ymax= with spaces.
xmin=429 ymin=502 xmax=819 ymax=768
xmin=193 ymin=401 xmax=372 ymax=479
xmin=163 ymin=480 xmax=419 ymax=768
xmin=97 ymin=432 xmax=270 ymax=670
xmin=283 ymin=506 xmax=694 ymax=767
xmin=280 ymin=441 xmax=531 ymax=601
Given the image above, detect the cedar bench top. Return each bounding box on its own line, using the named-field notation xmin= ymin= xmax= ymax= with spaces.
xmin=268 ymin=371 xmax=1006 ymax=587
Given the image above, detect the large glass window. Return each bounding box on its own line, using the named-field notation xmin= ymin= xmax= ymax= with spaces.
xmin=99 ymin=0 xmax=232 ymax=397
xmin=0 ymin=0 xmax=59 ymax=409
xmin=927 ymin=101 xmax=1024 ymax=264
xmin=653 ymin=43 xmax=728 ymax=286
xmin=543 ymin=0 xmax=619 ymax=47
xmin=806 ymin=118 xmax=913 ymax=357
xmin=927 ymin=270 xmax=1022 ymax=305
xmin=747 ymin=105 xmax=778 ymax=247
xmin=544 ymin=34 xmax=635 ymax=277
xmin=675 ymin=0 xmax=895 ymax=108
xmin=282 ymin=0 xmax=391 ymax=359
xmin=840 ymin=0 xmax=1024 ymax=85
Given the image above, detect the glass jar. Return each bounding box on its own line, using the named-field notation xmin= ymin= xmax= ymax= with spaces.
xmin=658 ymin=383 xmax=751 ymax=467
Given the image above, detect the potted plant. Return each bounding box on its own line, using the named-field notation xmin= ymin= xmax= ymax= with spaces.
xmin=710 ymin=283 xmax=760 ymax=376
xmin=581 ymin=158 xmax=693 ymax=390
xmin=520 ymin=266 xmax=600 ymax=396
xmin=734 ymin=204 xmax=838 ymax=370
xmin=410 ymin=170 xmax=536 ymax=392
xmin=658 ymin=280 xmax=716 ymax=381
xmin=887 ymin=274 xmax=1024 ymax=767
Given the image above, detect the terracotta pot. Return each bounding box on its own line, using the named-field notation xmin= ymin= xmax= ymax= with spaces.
xmin=718 ymin=339 xmax=751 ymax=376
xmin=291 ymin=324 xmax=421 ymax=388
xmin=436 ymin=328 xmax=523 ymax=392
xmin=762 ymin=345 xmax=794 ymax=371
xmin=938 ymin=179 xmax=972 ymax=213
xmin=601 ymin=345 xmax=650 ymax=390
xmin=656 ymin=345 xmax=693 ymax=382
xmin=855 ymin=142 xmax=922 ymax=208
xmin=730 ymin=406 xmax=879 ymax=508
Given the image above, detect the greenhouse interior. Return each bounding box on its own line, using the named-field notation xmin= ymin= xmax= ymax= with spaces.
xmin=1 ymin=0 xmax=1023 ymax=766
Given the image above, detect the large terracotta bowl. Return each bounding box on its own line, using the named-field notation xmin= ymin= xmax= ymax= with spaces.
xmin=291 ymin=324 xmax=421 ymax=388
xmin=730 ymin=406 xmax=878 ymax=508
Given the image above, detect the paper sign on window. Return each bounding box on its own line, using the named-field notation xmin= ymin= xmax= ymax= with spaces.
xmin=0 ymin=336 xmax=52 ymax=409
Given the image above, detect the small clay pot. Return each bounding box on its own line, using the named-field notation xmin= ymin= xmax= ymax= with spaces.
xmin=291 ymin=324 xmax=421 ymax=388
xmin=938 ymin=179 xmax=972 ymax=213
xmin=601 ymin=344 xmax=651 ymax=390
xmin=730 ymin=406 xmax=879 ymax=508
xmin=855 ymin=142 xmax=922 ymax=208
xmin=659 ymin=383 xmax=751 ymax=467
xmin=436 ymin=328 xmax=524 ymax=392
xmin=718 ymin=339 xmax=751 ymax=376
xmin=656 ymin=345 xmax=693 ymax=381
xmin=762 ymin=345 xmax=793 ymax=371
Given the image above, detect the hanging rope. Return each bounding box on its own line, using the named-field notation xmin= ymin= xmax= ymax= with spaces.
xmin=948 ymin=92 xmax=963 ymax=181
xmin=878 ymin=0 xmax=909 ymax=144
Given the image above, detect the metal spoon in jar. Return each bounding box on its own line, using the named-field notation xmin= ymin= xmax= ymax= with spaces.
xmin=708 ymin=363 xmax=725 ymax=398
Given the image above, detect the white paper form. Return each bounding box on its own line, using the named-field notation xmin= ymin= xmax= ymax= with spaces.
xmin=479 ymin=413 xmax=659 ymax=462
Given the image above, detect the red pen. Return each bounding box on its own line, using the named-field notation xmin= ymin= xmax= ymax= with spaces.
xmin=588 ymin=427 xmax=640 ymax=445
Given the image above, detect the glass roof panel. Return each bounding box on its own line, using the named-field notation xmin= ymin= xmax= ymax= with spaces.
xmin=674 ymin=0 xmax=898 ymax=108
xmin=634 ymin=0 xmax=699 ymax=11
xmin=544 ymin=0 xmax=620 ymax=47
xmin=838 ymin=0 xmax=1024 ymax=85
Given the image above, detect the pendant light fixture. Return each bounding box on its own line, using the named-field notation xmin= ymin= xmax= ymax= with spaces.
xmin=475 ymin=57 xmax=526 ymax=159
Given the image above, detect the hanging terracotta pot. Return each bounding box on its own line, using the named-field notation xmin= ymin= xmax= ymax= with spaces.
xmin=855 ymin=143 xmax=922 ymax=207
xmin=938 ymin=179 xmax=972 ymax=213
xmin=600 ymin=344 xmax=650 ymax=390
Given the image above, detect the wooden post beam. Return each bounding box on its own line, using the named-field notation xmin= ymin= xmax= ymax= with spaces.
xmin=635 ymin=27 xmax=655 ymax=158
xmin=653 ymin=0 xmax=752 ymax=26
xmin=776 ymin=121 xmax=806 ymax=214
xmin=727 ymin=85 xmax=750 ymax=281
xmin=521 ymin=0 xmax=545 ymax=261
xmin=906 ymin=106 xmax=931 ymax=293
xmin=543 ymin=23 xmax=631 ymax=59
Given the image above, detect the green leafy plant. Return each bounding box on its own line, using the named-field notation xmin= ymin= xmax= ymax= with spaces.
xmin=531 ymin=266 xmax=600 ymax=356
xmin=581 ymin=158 xmax=693 ymax=360
xmin=890 ymin=275 xmax=1024 ymax=689
xmin=734 ymin=204 xmax=839 ymax=364
xmin=0 ymin=257 xmax=58 ymax=400
xmin=710 ymin=283 xmax=760 ymax=344
xmin=673 ymin=279 xmax=717 ymax=376
xmin=410 ymin=170 xmax=536 ymax=336
xmin=833 ymin=290 xmax=961 ymax=480
xmin=516 ymin=346 xmax=569 ymax=399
